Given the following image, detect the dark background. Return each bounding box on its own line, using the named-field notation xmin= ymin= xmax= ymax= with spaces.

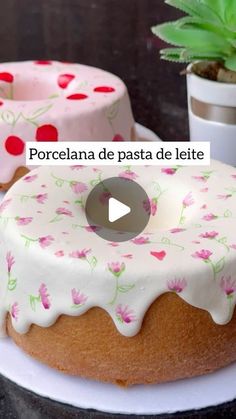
xmin=0 ymin=0 xmax=188 ymax=140
xmin=1 ymin=1 xmax=232 ymax=418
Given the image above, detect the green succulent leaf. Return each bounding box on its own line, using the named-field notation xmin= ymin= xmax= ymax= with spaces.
xmin=165 ymin=0 xmax=223 ymax=24
xmin=152 ymin=22 xmax=233 ymax=53
xmin=152 ymin=0 xmax=236 ymax=73
xmin=225 ymin=54 xmax=236 ymax=71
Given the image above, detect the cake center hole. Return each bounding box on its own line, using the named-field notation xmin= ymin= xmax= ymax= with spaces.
xmin=0 ymin=73 xmax=60 ymax=101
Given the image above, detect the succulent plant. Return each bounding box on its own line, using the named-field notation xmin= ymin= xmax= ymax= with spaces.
xmin=152 ymin=0 xmax=236 ymax=72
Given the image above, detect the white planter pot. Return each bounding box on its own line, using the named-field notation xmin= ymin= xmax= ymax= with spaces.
xmin=187 ymin=63 xmax=236 ymax=166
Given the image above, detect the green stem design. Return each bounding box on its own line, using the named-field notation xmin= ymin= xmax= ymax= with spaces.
xmin=49 ymin=214 xmax=62 ymax=223
xmin=178 ymin=205 xmax=185 ymax=226
xmin=109 ymin=277 xmax=119 ymax=305
xmin=21 ymin=234 xmax=38 ymax=248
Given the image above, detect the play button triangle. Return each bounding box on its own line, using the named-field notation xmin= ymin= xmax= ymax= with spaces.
xmin=108 ymin=197 xmax=131 ymax=223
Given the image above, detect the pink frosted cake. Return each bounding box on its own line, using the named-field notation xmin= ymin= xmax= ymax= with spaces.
xmin=0 ymin=60 xmax=136 ymax=190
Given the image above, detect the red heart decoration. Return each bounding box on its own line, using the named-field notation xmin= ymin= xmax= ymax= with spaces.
xmin=5 ymin=136 xmax=25 ymax=155
xmin=0 ymin=72 xmax=14 ymax=83
xmin=94 ymin=86 xmax=115 ymax=93
xmin=34 ymin=60 xmax=52 ymax=65
xmin=36 ymin=125 xmax=58 ymax=141
xmin=58 ymin=74 xmax=75 ymax=89
xmin=66 ymin=93 xmax=88 ymax=100
xmin=113 ymin=134 xmax=125 ymax=142
xmin=150 ymin=251 xmax=166 ymax=261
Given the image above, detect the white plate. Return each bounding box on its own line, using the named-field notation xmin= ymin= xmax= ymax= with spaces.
xmin=0 ymin=338 xmax=235 ymax=415
xmin=1 ymin=129 xmax=236 ymax=415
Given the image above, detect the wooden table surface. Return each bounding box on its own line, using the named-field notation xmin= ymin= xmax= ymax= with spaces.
xmin=0 ymin=1 xmax=235 ymax=417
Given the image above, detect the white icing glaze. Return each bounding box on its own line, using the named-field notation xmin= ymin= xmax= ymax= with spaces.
xmin=0 ymin=61 xmax=135 ymax=183
xmin=1 ymin=161 xmax=236 ymax=338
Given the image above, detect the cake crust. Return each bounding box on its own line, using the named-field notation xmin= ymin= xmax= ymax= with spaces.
xmin=0 ymin=167 xmax=29 ymax=191
xmin=7 ymin=293 xmax=236 ymax=386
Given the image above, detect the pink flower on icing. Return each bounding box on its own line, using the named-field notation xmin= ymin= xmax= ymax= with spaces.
xmin=119 ymin=170 xmax=138 ymax=181
xmin=231 ymin=175 xmax=236 ymax=179
xmin=230 ymin=244 xmax=236 ymax=250
xmin=167 ymin=278 xmax=187 ymax=293
xmin=170 ymin=228 xmax=186 ymax=234
xmin=70 ymin=182 xmax=87 ymax=194
xmin=143 ymin=198 xmax=157 ymax=216
xmin=192 ymin=249 xmax=212 ymax=260
xmin=201 ymin=204 xmax=207 ymax=210
xmin=16 ymin=217 xmax=33 ymax=226
xmin=132 ymin=236 xmax=150 ymax=245
xmin=56 ymin=207 xmax=73 ymax=217
xmin=108 ymin=242 xmax=119 ymax=247
xmin=99 ymin=191 xmax=112 ymax=205
xmin=84 ymin=225 xmax=101 ymax=232
xmin=39 ymin=235 xmax=54 ymax=248
xmin=183 ymin=192 xmax=194 ymax=207
xmin=220 ymin=276 xmax=236 ymax=297
xmin=202 ymin=213 xmax=218 ymax=221
xmin=35 ymin=193 xmax=48 ymax=204
xmin=161 ymin=167 xmax=177 ymax=175
xmin=200 ymin=231 xmax=219 ymax=239
xmin=108 ymin=262 xmax=125 ymax=277
xmin=23 ymin=174 xmax=38 ymax=182
xmin=6 ymin=252 xmax=15 ymax=273
xmin=122 ymin=254 xmax=133 ymax=259
xmin=192 ymin=176 xmax=207 ymax=183
xmin=0 ymin=199 xmax=11 ymax=214
xmin=116 ymin=304 xmax=136 ymax=324
xmin=11 ymin=302 xmax=19 ymax=321
xmin=217 ymin=194 xmax=232 ymax=200
xmin=69 ymin=249 xmax=91 ymax=259
xmin=39 ymin=283 xmax=51 ymax=309
xmin=70 ymin=165 xmax=85 ymax=170
xmin=200 ymin=188 xmax=209 ymax=193
xmin=71 ymin=288 xmax=88 ymax=305
xmin=55 ymin=250 xmax=64 ymax=257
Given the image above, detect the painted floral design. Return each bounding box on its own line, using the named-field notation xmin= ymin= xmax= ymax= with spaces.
xmin=11 ymin=303 xmax=19 ymax=321
xmin=178 ymin=192 xmax=194 ymax=225
xmin=69 ymin=249 xmax=97 ymax=270
xmin=119 ymin=169 xmax=138 ymax=181
xmin=220 ymin=276 xmax=236 ymax=298
xmin=116 ymin=304 xmax=136 ymax=324
xmin=108 ymin=262 xmax=134 ymax=305
xmin=143 ymin=197 xmax=157 ymax=216
xmin=21 ymin=234 xmax=54 ymax=248
xmin=70 ymin=182 xmax=87 ymax=194
xmin=161 ymin=166 xmax=181 ymax=175
xmin=71 ymin=288 xmax=88 ymax=308
xmin=15 ymin=217 xmax=33 ymax=226
xmin=50 ymin=207 xmax=73 ymax=223
xmin=192 ymin=171 xmax=214 ymax=183
xmin=167 ymin=278 xmax=187 ymax=293
xmin=6 ymin=252 xmax=17 ymax=291
xmin=192 ymin=250 xmax=225 ymax=281
xmin=30 ymin=283 xmax=51 ymax=311
xmin=23 ymin=174 xmax=38 ymax=183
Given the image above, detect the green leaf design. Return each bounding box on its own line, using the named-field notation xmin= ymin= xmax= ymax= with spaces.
xmin=29 ymin=104 xmax=53 ymax=120
xmin=1 ymin=110 xmax=16 ymax=126
xmin=8 ymin=278 xmax=17 ymax=291
xmin=106 ymin=100 xmax=120 ymax=121
xmin=90 ymin=256 xmax=97 ymax=269
xmin=55 ymin=179 xmax=64 ymax=187
xmin=161 ymin=237 xmax=171 ymax=245
xmin=224 ymin=209 xmax=232 ymax=218
xmin=218 ymin=236 xmax=227 ymax=244
xmin=118 ymin=284 xmax=135 ymax=293
xmin=214 ymin=257 xmax=225 ymax=274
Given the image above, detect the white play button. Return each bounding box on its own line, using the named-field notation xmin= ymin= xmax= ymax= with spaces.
xmin=108 ymin=197 xmax=131 ymax=223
